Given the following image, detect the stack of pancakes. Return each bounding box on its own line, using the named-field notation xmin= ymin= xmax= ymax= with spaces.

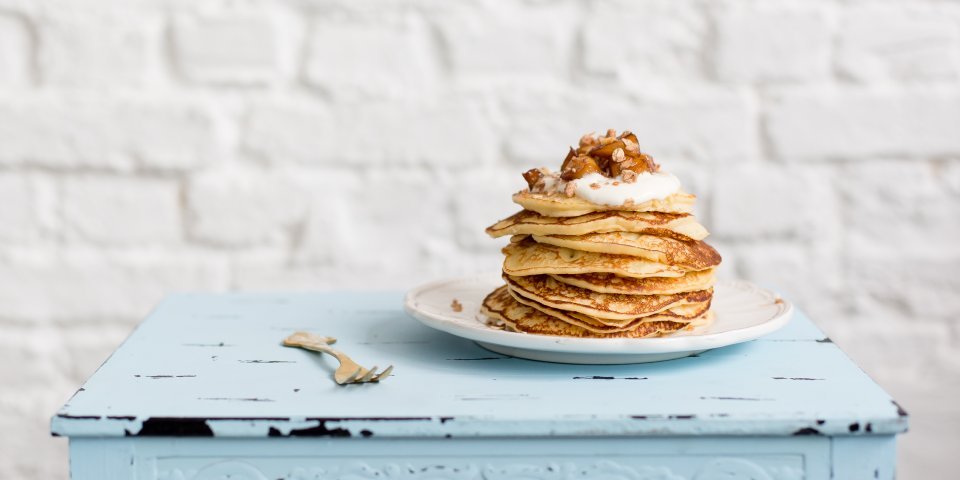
xmin=481 ymin=131 xmax=721 ymax=338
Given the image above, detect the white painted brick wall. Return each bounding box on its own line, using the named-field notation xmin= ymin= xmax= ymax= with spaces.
xmin=0 ymin=1 xmax=958 ymax=478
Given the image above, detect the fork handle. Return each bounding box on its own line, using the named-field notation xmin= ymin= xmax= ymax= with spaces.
xmin=290 ymin=340 xmax=349 ymax=363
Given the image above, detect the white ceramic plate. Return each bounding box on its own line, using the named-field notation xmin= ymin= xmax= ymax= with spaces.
xmin=404 ymin=274 xmax=793 ymax=364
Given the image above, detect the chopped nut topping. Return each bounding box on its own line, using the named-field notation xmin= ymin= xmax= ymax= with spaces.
xmin=451 ymin=299 xmax=463 ymax=312
xmin=542 ymin=129 xmax=662 ymax=184
xmin=622 ymin=170 xmax=638 ymax=183
xmin=564 ymin=181 xmax=577 ymax=197
xmin=590 ymin=183 xmax=600 ymax=190
xmin=623 ymin=198 xmax=635 ymax=206
xmin=578 ymin=132 xmax=597 ymax=148
xmin=611 ymin=147 xmax=626 ymax=163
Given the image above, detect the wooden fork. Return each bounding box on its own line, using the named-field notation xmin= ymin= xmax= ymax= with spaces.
xmin=282 ymin=331 xmax=393 ymax=385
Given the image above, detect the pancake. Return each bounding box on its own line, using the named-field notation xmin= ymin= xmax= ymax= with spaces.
xmin=565 ymin=296 xmax=712 ymax=327
xmin=502 ymin=240 xmax=688 ymax=279
xmin=550 ymin=269 xmax=715 ymax=295
xmin=504 ymin=273 xmax=713 ymax=321
xmin=481 ymin=286 xmax=692 ymax=339
xmin=510 ymin=288 xmax=711 ymax=332
xmin=532 ymin=232 xmax=721 ymax=270
xmin=513 ymin=190 xmax=696 ymax=217
xmin=486 ymin=210 xmax=709 ymax=240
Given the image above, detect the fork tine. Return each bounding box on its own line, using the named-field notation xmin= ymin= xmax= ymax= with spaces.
xmin=337 ymin=366 xmax=362 ymax=385
xmin=359 ymin=367 xmax=377 ymax=383
xmin=346 ymin=367 xmax=364 ymax=384
xmin=372 ymin=365 xmax=394 ymax=382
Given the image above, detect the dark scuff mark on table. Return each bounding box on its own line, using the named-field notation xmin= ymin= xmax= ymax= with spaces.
xmin=57 ymin=414 xmax=101 ymax=420
xmin=134 ymin=374 xmax=197 ymax=379
xmin=440 ymin=416 xmax=454 ymax=424
xmin=360 ymin=429 xmax=373 ymax=437
xmin=793 ymin=427 xmax=823 ymax=436
xmin=133 ymin=418 xmax=214 ymax=437
xmin=182 ymin=342 xmax=234 ymax=347
xmin=816 ymin=337 xmax=833 ymax=343
xmin=268 ymin=422 xmax=350 ymax=438
xmin=772 ymin=376 xmax=824 ymax=381
xmin=573 ymin=376 xmax=648 ymax=380
xmin=892 ymin=400 xmax=908 ymax=417
xmin=866 ymin=423 xmax=873 ymax=433
xmin=700 ymin=396 xmax=771 ymax=401
xmin=669 ymin=414 xmax=696 ymax=420
xmin=238 ymin=360 xmax=296 ymax=364
xmin=107 ymin=415 xmax=137 ymax=420
xmin=816 ymin=419 xmax=826 ymax=425
xmin=197 ymin=397 xmax=275 ymax=402
xmin=849 ymin=422 xmax=860 ymax=432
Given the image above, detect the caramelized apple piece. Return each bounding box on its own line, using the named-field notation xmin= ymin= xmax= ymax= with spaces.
xmin=560 ymin=155 xmax=602 ymax=181
xmin=522 ymin=168 xmax=544 ymax=190
xmin=588 ymin=139 xmax=626 ymax=159
xmin=559 ymin=147 xmax=576 ymax=172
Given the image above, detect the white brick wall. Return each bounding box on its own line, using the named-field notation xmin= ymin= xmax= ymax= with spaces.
xmin=0 ymin=1 xmax=957 ymax=478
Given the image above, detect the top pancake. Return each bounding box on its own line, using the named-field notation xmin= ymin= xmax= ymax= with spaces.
xmin=513 ymin=190 xmax=696 ymax=217
xmin=486 ymin=209 xmax=709 ymax=240
xmin=532 ymin=232 xmax=721 ymax=270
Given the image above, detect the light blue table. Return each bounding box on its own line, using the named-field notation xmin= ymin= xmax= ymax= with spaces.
xmin=52 ymin=292 xmax=908 ymax=479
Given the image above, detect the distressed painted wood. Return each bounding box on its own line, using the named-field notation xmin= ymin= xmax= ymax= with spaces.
xmin=52 ymin=292 xmax=907 ymax=479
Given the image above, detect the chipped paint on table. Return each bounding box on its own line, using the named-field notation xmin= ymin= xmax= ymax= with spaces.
xmin=51 ymin=292 xmax=907 ymax=479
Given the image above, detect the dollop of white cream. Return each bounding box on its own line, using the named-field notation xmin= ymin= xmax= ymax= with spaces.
xmin=569 ymin=171 xmax=681 ymax=206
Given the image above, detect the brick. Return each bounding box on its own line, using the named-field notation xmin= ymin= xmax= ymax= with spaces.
xmin=503 ymin=91 xmax=753 ymax=165
xmin=829 ymin=318 xmax=959 ymax=391
xmin=436 ymin=5 xmax=572 ymax=78
xmin=0 ymin=257 xmax=228 ymax=323
xmin=304 ymin=18 xmax=436 ymax=98
xmin=710 ymin=165 xmax=838 ymax=240
xmin=0 ymin=174 xmax=51 ymax=242
xmin=837 ymin=7 xmax=960 ymax=82
xmin=0 ymin=100 xmax=215 ymax=170
xmin=0 ymin=13 xmax=31 ymax=86
xmin=580 ymin=2 xmax=704 ymax=80
xmin=0 ymin=326 xmax=72 ymax=392
xmin=0 ymin=390 xmax=69 ymax=480
xmin=299 ymin=170 xmax=453 ymax=272
xmin=736 ymin=242 xmax=843 ymax=323
xmin=172 ymin=14 xmax=280 ymax=85
xmin=38 ymin=15 xmax=148 ymax=86
xmin=243 ymin=100 xmax=495 ymax=167
xmin=848 ymin=254 xmax=960 ymax=320
xmin=840 ymin=161 xmax=960 ymax=254
xmin=450 ymin=167 xmax=525 ymax=251
xmin=63 ymin=176 xmax=181 ymax=244
xmin=765 ymin=91 xmax=960 ymax=160
xmin=186 ymin=169 xmax=309 ymax=246
xmin=713 ymin=9 xmax=829 ymax=83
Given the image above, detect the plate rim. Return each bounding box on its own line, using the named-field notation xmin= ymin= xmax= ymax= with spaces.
xmin=403 ymin=274 xmax=793 ymax=355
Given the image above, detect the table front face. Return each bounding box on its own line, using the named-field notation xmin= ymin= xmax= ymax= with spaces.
xmin=70 ymin=435 xmax=899 ymax=480
xmin=52 ymin=292 xmax=906 ymax=439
